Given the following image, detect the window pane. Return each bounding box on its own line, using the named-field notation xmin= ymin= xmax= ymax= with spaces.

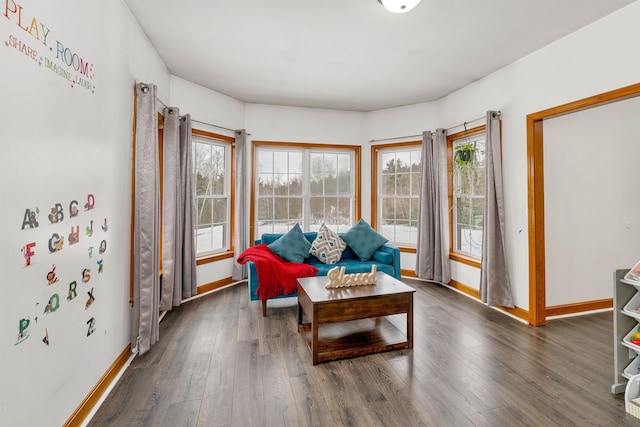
xmin=257 ymin=221 xmax=272 ymax=237
xmin=258 ymin=174 xmax=273 ymax=195
xmin=337 ymin=154 xmax=350 ymax=174
xmin=273 ymin=198 xmax=289 ymax=221
xmin=257 ymin=198 xmax=273 ymax=222
xmin=396 ymin=151 xmax=411 ymax=172
xmin=212 ymin=198 xmax=227 ymax=223
xmin=396 ymin=198 xmax=411 ymax=222
xmin=272 ymin=173 xmax=286 ymax=196
xmin=196 ymin=198 xmax=213 ymax=225
xmin=196 ymin=225 xmax=213 ymax=254
xmin=324 ymin=176 xmax=338 ymax=196
xmin=335 ymin=197 xmax=353 ymax=230
xmin=381 ymin=152 xmax=395 ymax=173
xmin=411 ymin=150 xmax=421 ymax=172
xmin=289 ymin=173 xmax=302 ymax=196
xmin=310 ymin=196 xmax=324 ymax=221
xmin=472 ymin=197 xmax=484 ymax=228
xmin=211 ymin=174 xmax=225 ymax=195
xmin=194 ymin=170 xmax=209 ymax=196
xmin=382 ymin=175 xmax=395 ymax=196
xmin=381 ymin=197 xmax=395 ymax=221
xmin=410 ymin=198 xmax=419 ymax=221
xmin=338 ymin=171 xmax=350 ymax=196
xmin=310 ymin=153 xmax=323 ymax=174
xmin=411 ymin=171 xmax=420 ymax=196
xmin=323 ymin=154 xmax=337 ymax=175
xmin=396 ymin=174 xmax=410 ymax=195
xmin=310 ymin=177 xmax=323 ymax=195
xmin=289 ymin=152 xmax=303 ymax=174
xmin=257 ymin=150 xmax=274 ymax=173
xmin=289 ymin=197 xmax=302 ymax=219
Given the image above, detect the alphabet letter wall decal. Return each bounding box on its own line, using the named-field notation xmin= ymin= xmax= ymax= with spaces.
xmin=21 ymin=208 xmax=39 ymax=229
xmin=15 ymin=317 xmax=30 ymax=345
xmin=48 ymin=203 xmax=64 ymax=224
xmin=22 ymin=242 xmax=36 ymax=266
xmin=69 ymin=200 xmax=79 ymax=217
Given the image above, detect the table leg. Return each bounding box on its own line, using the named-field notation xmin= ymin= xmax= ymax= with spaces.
xmin=407 ymin=294 xmax=413 ymax=349
xmin=312 ymin=306 xmax=318 ymax=365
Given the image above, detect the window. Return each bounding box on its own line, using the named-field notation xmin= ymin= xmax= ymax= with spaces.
xmin=449 ymin=127 xmax=486 ymax=260
xmin=253 ymin=142 xmax=359 ymax=239
xmin=373 ymin=143 xmax=421 ymax=246
xmin=192 ymin=130 xmax=233 ymax=257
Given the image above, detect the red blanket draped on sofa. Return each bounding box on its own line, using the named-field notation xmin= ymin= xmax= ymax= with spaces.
xmin=237 ymin=244 xmax=318 ymax=300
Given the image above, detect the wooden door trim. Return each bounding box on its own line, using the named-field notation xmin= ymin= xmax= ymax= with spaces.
xmin=527 ymin=82 xmax=640 ymax=326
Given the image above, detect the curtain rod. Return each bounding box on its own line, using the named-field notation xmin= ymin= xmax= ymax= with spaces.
xmin=369 ymin=115 xmax=486 ymax=143
xmin=191 ymin=119 xmax=237 ymax=133
xmin=157 ymin=100 xmax=239 ymax=133
xmin=136 ymin=81 xmax=240 ymax=133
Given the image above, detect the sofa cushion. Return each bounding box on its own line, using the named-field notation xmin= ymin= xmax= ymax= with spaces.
xmin=372 ymin=249 xmax=393 ymax=265
xmin=309 ymin=224 xmax=347 ymax=264
xmin=312 ymin=260 xmax=394 ymax=278
xmin=267 ymin=224 xmax=312 ymax=263
xmin=341 ymin=219 xmax=389 ymax=261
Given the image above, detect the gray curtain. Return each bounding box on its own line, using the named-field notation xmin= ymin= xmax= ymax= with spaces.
xmin=160 ymin=109 xmax=197 ymax=311
xmin=479 ymin=111 xmax=514 ymax=307
xmin=415 ymin=129 xmax=451 ymax=284
xmin=232 ymin=129 xmax=248 ymax=281
xmin=179 ymin=115 xmax=197 ymax=298
xmin=132 ymin=82 xmax=160 ymax=355
xmin=161 ymin=107 xmax=180 ymax=310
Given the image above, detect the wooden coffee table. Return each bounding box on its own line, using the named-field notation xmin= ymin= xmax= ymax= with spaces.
xmin=297 ymin=272 xmax=415 ymax=365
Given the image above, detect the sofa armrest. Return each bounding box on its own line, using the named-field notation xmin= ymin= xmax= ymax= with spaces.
xmin=377 ymin=244 xmax=401 ymax=280
xmin=247 ymin=261 xmax=259 ymax=300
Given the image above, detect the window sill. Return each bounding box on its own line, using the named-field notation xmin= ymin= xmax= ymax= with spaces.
xmin=449 ymin=252 xmax=480 ymax=268
xmin=396 ymin=246 xmax=416 ymax=254
xmin=196 ymin=250 xmax=234 ymax=265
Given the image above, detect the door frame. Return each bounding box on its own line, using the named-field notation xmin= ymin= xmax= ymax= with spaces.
xmin=527 ymin=82 xmax=640 ymax=326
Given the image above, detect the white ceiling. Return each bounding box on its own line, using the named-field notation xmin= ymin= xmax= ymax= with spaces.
xmin=124 ymin=0 xmax=635 ymax=112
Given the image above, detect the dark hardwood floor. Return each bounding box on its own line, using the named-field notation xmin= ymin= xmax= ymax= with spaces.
xmin=88 ymin=279 xmax=640 ymax=427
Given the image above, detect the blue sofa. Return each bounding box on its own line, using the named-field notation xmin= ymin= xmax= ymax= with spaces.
xmin=247 ymin=231 xmax=401 ymax=316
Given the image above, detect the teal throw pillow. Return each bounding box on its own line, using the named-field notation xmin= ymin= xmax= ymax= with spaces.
xmin=267 ymin=223 xmax=312 ymax=263
xmin=309 ymin=223 xmax=347 ymax=264
xmin=341 ymin=219 xmax=389 ymax=261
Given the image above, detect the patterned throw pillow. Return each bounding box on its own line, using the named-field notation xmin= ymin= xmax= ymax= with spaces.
xmin=309 ymin=224 xmax=347 ymax=264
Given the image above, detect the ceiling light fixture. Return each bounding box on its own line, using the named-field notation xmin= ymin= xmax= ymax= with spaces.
xmin=378 ymin=0 xmax=422 ymax=14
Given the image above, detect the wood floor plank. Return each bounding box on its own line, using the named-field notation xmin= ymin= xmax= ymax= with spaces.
xmin=89 ymin=279 xmax=640 ymax=427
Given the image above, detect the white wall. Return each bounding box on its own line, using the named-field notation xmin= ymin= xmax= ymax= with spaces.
xmin=0 ymin=1 xmax=169 ymax=425
xmin=544 ymin=97 xmax=640 ymax=306
xmin=170 ymin=75 xmax=245 ymax=132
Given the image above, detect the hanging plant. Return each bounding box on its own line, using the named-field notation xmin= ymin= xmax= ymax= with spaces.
xmin=454 ymin=142 xmax=476 ymax=167
xmin=453 ymin=142 xmax=476 ymax=195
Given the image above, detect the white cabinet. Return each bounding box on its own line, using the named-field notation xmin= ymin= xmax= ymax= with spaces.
xmin=613 ymin=269 xmax=640 ymax=394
